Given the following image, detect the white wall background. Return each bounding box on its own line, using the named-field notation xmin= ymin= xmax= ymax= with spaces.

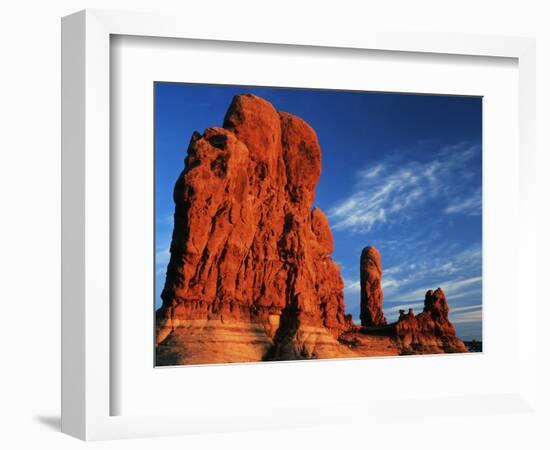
xmin=0 ymin=1 xmax=548 ymax=448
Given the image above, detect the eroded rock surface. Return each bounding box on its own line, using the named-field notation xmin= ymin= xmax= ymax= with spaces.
xmin=156 ymin=94 xmax=352 ymax=365
xmin=360 ymin=246 xmax=387 ymax=326
xmin=394 ymin=288 xmax=468 ymax=354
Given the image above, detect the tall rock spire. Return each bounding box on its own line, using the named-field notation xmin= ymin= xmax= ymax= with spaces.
xmin=360 ymin=246 xmax=387 ymax=326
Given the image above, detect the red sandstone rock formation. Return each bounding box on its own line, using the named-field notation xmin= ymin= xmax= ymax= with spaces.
xmin=360 ymin=246 xmax=387 ymax=326
xmin=394 ymin=288 xmax=468 ymax=354
xmin=155 ymin=93 xmax=469 ymax=365
xmin=156 ymin=94 xmax=353 ymax=365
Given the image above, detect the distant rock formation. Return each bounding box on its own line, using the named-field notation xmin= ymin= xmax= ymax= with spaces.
xmin=394 ymin=288 xmax=468 ymax=353
xmin=155 ymin=94 xmax=354 ymax=365
xmin=155 ymin=93 xmax=468 ymax=365
xmin=360 ymin=246 xmax=387 ymax=326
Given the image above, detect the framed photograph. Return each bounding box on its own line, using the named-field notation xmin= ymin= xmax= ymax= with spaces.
xmin=62 ymin=9 xmax=537 ymax=441
xmin=153 ymin=83 xmax=481 ymax=367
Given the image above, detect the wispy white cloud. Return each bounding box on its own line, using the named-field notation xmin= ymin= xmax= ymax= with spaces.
xmin=381 ymin=276 xmax=402 ymax=290
xmin=156 ymin=247 xmax=170 ymax=266
xmin=344 ymin=279 xmax=361 ymax=293
xmin=446 ymin=289 xmax=482 ymax=301
xmin=345 ymin=276 xmax=409 ymax=294
xmin=330 ymin=164 xmax=433 ymax=232
xmin=440 ymin=276 xmax=482 ymax=296
xmin=450 ymin=304 xmax=483 ymax=314
xmin=386 ymin=275 xmax=482 ymax=304
xmin=329 ymin=142 xmax=481 ymax=233
xmin=156 ymin=214 xmax=174 ymax=226
xmin=444 ymin=188 xmax=482 ymax=215
xmin=449 ymin=305 xmax=483 ymax=323
xmin=363 ymin=164 xmax=384 ymax=179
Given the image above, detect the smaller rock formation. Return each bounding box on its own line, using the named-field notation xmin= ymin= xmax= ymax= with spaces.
xmin=394 ymin=288 xmax=467 ymax=354
xmin=360 ymin=246 xmax=387 ymax=326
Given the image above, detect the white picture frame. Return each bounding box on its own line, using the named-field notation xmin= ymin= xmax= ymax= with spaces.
xmin=61 ymin=9 xmax=537 ymax=441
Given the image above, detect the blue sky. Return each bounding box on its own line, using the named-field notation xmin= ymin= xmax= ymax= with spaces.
xmin=155 ymin=83 xmax=483 ymax=340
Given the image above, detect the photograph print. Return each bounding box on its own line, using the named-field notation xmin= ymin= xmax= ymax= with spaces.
xmin=154 ymin=83 xmax=482 ymax=366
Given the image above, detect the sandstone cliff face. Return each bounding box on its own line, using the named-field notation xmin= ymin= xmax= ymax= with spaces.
xmin=156 ymin=94 xmax=352 ymax=365
xmin=394 ymin=288 xmax=468 ymax=354
xmin=360 ymin=246 xmax=387 ymax=326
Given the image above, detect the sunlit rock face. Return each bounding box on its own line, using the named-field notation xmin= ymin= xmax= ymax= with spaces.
xmin=156 ymin=94 xmax=352 ymax=365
